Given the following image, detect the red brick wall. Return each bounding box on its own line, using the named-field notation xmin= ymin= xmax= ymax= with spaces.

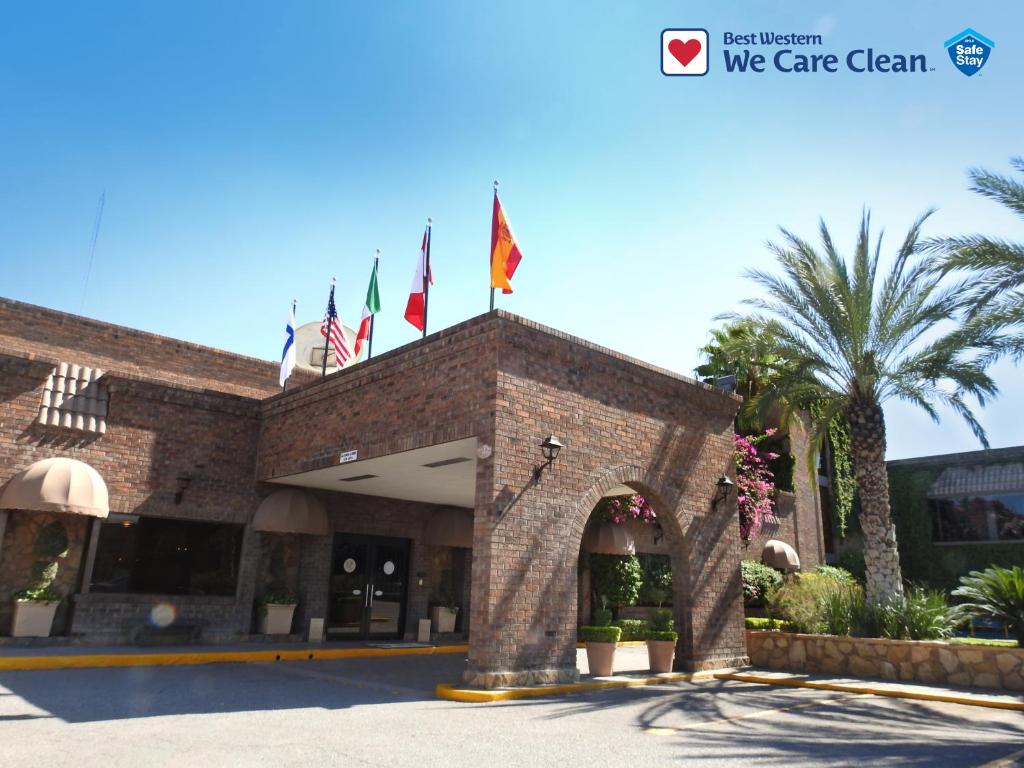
xmin=0 ymin=353 xmax=265 ymax=642
xmin=257 ymin=313 xmax=500 ymax=480
xmin=464 ymin=316 xmax=748 ymax=685
xmin=0 ymin=297 xmax=296 ymax=399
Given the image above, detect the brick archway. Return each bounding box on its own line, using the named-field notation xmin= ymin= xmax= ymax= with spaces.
xmin=568 ymin=464 xmax=695 ymax=666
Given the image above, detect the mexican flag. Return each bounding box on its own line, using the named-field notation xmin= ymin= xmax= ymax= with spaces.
xmin=354 ymin=260 xmax=381 ymax=357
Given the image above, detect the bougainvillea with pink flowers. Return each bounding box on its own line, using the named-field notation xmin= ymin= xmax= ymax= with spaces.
xmin=735 ymin=430 xmax=780 ymax=542
xmin=596 ymin=494 xmax=657 ymax=525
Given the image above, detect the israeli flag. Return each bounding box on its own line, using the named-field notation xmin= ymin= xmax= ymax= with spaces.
xmin=280 ymin=302 xmax=297 ymax=387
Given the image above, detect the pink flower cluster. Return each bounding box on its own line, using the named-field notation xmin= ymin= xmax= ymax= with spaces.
xmin=735 ymin=429 xmax=780 ymax=542
xmin=605 ymin=494 xmax=657 ymax=525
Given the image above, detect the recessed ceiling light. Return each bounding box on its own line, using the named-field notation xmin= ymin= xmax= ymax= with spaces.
xmin=422 ymin=457 xmax=472 ymax=469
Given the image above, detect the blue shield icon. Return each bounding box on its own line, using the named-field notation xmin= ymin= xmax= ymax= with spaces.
xmin=944 ymin=28 xmax=994 ymax=76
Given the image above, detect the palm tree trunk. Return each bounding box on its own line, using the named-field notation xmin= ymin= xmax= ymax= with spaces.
xmin=846 ymin=400 xmax=904 ymax=604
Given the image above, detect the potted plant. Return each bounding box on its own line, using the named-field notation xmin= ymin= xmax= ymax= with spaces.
xmin=429 ymin=570 xmax=460 ymax=634
xmin=645 ymin=608 xmax=678 ymax=673
xmin=580 ymin=623 xmax=621 ymax=676
xmin=258 ymin=590 xmax=298 ymax=635
xmin=12 ymin=521 xmax=68 ymax=638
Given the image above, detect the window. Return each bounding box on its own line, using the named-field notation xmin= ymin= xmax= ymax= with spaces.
xmin=90 ymin=517 xmax=243 ymax=596
xmin=932 ymin=493 xmax=1024 ymax=543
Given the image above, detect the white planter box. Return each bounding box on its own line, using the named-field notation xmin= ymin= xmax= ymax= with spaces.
xmin=11 ymin=600 xmax=58 ymax=637
xmin=430 ymin=606 xmax=458 ymax=634
xmin=259 ymin=603 xmax=297 ymax=635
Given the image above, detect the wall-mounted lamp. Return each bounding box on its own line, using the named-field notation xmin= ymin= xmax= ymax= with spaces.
xmin=174 ymin=473 xmax=193 ymax=505
xmin=416 ymin=571 xmax=426 ymax=588
xmin=711 ymin=475 xmax=734 ymax=509
xmin=534 ymin=435 xmax=564 ymax=482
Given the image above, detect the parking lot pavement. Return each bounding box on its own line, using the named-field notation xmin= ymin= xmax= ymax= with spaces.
xmin=1 ymin=657 xmax=1022 ymax=768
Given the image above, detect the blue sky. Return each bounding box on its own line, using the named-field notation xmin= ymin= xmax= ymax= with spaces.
xmin=1 ymin=1 xmax=1021 ymax=459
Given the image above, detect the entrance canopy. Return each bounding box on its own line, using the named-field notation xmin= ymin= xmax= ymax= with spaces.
xmin=271 ymin=437 xmax=478 ymax=508
xmin=0 ymin=457 xmax=109 ymax=517
xmin=253 ymin=489 xmax=329 ymax=535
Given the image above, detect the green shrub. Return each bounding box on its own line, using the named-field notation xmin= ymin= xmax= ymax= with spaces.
xmin=768 ymin=573 xmax=864 ymax=636
xmin=874 ymin=587 xmax=956 ymax=641
xmin=645 ymin=629 xmax=678 ymax=642
xmin=613 ymin=619 xmax=648 ymax=641
xmin=260 ymin=589 xmax=298 ymax=606
xmin=952 ymin=565 xmax=1024 ymax=647
xmin=650 ymin=608 xmax=674 ymax=632
xmin=592 ymin=608 xmax=613 ymax=627
xmin=742 ymin=560 xmax=783 ymax=605
xmin=591 ymin=554 xmax=644 ymax=609
xmin=814 ymin=564 xmax=858 ymax=585
xmin=744 ymin=617 xmax=795 ymax=631
xmin=580 ymin=625 xmax=622 ymax=643
xmin=819 ymin=582 xmax=865 ymax=636
xmin=16 ymin=528 xmax=65 ymax=604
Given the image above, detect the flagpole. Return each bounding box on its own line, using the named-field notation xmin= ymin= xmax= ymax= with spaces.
xmin=368 ymin=250 xmax=379 ymax=360
xmin=321 ymin=277 xmax=334 ymax=378
xmin=489 ymin=180 xmax=498 ymax=312
xmin=422 ymin=218 xmax=432 ymax=339
xmin=284 ymin=298 xmax=296 ymax=391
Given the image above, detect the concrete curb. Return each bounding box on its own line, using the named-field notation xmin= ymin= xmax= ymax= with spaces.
xmin=0 ymin=644 xmax=469 ymax=672
xmin=436 ymin=670 xmax=718 ymax=702
xmin=715 ymin=671 xmax=1024 ymax=712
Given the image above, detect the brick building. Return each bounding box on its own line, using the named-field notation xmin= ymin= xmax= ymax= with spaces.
xmin=0 ymin=297 xmax=823 ymax=686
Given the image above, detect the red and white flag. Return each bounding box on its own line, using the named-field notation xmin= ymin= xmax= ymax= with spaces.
xmin=404 ymin=224 xmax=433 ymax=332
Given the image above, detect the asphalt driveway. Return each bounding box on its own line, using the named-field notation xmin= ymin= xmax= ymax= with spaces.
xmin=1 ymin=652 xmax=1022 ymax=767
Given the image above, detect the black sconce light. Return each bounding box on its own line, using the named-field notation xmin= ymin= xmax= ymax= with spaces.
xmin=533 ymin=435 xmax=564 ymax=482
xmin=711 ymin=475 xmax=734 ymax=509
xmin=174 ymin=474 xmax=193 ymax=505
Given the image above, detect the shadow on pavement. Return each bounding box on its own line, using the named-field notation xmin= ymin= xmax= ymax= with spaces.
xmin=0 ymin=652 xmax=468 ymax=724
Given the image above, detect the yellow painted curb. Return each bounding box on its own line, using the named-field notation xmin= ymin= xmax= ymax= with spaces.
xmin=436 ymin=670 xmax=717 ymax=703
xmin=0 ymin=644 xmax=469 ymax=672
xmin=715 ymin=672 xmax=1024 ymax=712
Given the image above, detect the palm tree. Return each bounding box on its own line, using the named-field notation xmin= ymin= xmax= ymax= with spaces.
xmin=726 ymin=211 xmax=999 ymax=604
xmin=922 ymin=156 xmax=1024 ymax=361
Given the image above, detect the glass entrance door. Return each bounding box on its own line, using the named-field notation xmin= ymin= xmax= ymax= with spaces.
xmin=327 ymin=534 xmax=410 ymax=640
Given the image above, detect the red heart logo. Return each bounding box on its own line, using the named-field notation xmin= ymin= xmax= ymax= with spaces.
xmin=668 ymin=38 xmax=702 ymax=67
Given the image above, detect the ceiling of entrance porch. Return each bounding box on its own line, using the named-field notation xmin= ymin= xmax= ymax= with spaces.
xmin=269 ymin=437 xmax=478 ymax=508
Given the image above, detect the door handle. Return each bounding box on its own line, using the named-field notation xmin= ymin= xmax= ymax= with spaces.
xmin=367 ymin=583 xmax=374 ymax=608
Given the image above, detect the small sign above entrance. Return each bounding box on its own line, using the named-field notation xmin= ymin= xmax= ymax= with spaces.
xmin=339 ymin=450 xmax=358 ymax=464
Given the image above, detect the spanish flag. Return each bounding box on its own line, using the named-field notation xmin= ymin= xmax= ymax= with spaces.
xmin=490 ymin=189 xmax=523 ymax=294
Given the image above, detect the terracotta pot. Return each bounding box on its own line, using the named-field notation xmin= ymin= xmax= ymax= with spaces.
xmin=259 ymin=603 xmax=297 ymax=635
xmin=646 ymin=639 xmax=677 ymax=673
xmin=430 ymin=606 xmax=458 ymax=633
xmin=11 ymin=600 xmax=59 ymax=637
xmin=585 ymin=641 xmax=617 ymax=676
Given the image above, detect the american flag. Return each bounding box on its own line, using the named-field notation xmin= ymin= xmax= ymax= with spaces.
xmin=320 ymin=282 xmax=351 ymax=365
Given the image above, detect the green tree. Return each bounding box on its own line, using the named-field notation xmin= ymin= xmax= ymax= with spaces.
xmin=922 ymin=156 xmax=1024 ymax=362
xmin=726 ymin=210 xmax=999 ymax=604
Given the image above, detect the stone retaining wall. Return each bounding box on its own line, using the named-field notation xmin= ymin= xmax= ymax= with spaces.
xmin=747 ymin=630 xmax=1024 ymax=692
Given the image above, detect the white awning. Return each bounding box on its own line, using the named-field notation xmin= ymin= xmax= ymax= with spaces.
xmin=761 ymin=539 xmax=800 ymax=572
xmin=253 ymin=489 xmax=329 ymax=535
xmin=0 ymin=457 xmax=109 ymax=518
xmin=582 ymin=521 xmax=636 ymax=556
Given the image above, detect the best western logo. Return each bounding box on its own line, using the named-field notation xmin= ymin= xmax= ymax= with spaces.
xmin=663 ymin=30 xmax=934 ymax=76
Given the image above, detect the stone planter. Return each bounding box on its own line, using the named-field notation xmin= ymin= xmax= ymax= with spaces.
xmin=585 ymin=641 xmax=617 ymax=676
xmin=430 ymin=606 xmax=458 ymax=634
xmin=746 ymin=630 xmax=1024 ymax=692
xmin=259 ymin=603 xmax=297 ymax=635
xmin=11 ymin=600 xmax=59 ymax=637
xmin=646 ymin=639 xmax=676 ymax=673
